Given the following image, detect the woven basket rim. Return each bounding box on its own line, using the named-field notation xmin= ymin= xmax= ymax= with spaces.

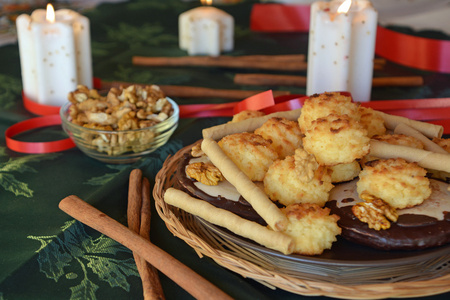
xmin=153 ymin=142 xmax=450 ymax=299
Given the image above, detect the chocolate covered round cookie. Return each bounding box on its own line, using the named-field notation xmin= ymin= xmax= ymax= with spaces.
xmin=327 ymin=179 xmax=450 ymax=250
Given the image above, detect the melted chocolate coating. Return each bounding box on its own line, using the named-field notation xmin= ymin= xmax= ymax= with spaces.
xmin=176 ymin=153 xmax=266 ymax=225
xmin=326 ymin=199 xmax=450 ymax=250
xmin=178 ymin=152 xmax=450 ymax=251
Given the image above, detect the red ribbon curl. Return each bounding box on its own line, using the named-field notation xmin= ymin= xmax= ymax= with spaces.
xmin=5 ymin=115 xmax=76 ymax=154
xmin=8 ymin=81 xmax=450 ymax=154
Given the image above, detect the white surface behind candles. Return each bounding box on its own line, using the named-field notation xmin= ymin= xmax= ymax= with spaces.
xmin=307 ymin=0 xmax=378 ymax=102
xmin=179 ymin=6 xmax=234 ymax=56
xmin=16 ymin=8 xmax=92 ymax=106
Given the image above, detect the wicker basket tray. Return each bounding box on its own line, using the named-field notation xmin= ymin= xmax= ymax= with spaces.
xmin=153 ymin=143 xmax=450 ymax=299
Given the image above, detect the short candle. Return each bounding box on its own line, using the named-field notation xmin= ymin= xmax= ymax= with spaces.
xmin=16 ymin=4 xmax=92 ymax=106
xmin=307 ymin=0 xmax=378 ymax=102
xmin=179 ymin=0 xmax=234 ymax=56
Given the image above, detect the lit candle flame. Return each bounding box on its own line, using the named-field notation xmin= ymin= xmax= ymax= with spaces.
xmin=337 ymin=0 xmax=352 ymax=14
xmin=46 ymin=3 xmax=55 ymax=23
xmin=201 ymin=0 xmax=212 ymax=5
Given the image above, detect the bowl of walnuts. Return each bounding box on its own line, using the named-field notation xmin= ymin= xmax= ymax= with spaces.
xmin=60 ymin=84 xmax=179 ymax=164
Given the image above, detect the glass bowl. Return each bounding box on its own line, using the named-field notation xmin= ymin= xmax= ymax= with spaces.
xmin=60 ymin=98 xmax=179 ymax=164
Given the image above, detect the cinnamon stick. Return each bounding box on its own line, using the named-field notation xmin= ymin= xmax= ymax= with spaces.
xmin=100 ymin=81 xmax=291 ymax=99
xmin=128 ymin=169 xmax=142 ymax=233
xmin=239 ymin=54 xmax=305 ymax=62
xmin=139 ymin=177 xmax=165 ymax=300
xmin=371 ymin=76 xmax=424 ymax=87
xmin=234 ymin=74 xmax=424 ymax=88
xmin=132 ymin=55 xmax=308 ymax=71
xmin=128 ymin=169 xmax=165 ymax=300
xmin=234 ymin=74 xmax=306 ymax=87
xmin=132 ymin=55 xmax=386 ymax=72
xmin=128 ymin=170 xmax=165 ymax=300
xmin=59 ymin=195 xmax=232 ymax=300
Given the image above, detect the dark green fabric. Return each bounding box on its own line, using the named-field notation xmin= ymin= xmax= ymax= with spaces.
xmin=0 ymin=0 xmax=449 ymax=299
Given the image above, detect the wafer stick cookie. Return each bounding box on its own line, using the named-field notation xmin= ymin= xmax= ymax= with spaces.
xmin=376 ymin=111 xmax=443 ymax=139
xmin=394 ymin=123 xmax=448 ymax=154
xmin=370 ymin=140 xmax=450 ymax=172
xmin=202 ymin=108 xmax=302 ymax=140
xmin=164 ymin=188 xmax=294 ymax=255
xmin=201 ymin=138 xmax=288 ymax=231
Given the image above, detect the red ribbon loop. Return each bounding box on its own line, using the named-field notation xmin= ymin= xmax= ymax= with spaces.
xmin=5 ymin=115 xmax=76 ymax=154
xmin=375 ymin=26 xmax=450 ymax=73
xmin=22 ymin=92 xmax=61 ymax=116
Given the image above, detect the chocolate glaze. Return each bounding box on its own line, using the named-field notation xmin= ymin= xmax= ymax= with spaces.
xmin=176 ymin=153 xmax=266 ymax=225
xmin=326 ymin=199 xmax=450 ymax=250
xmin=178 ymin=152 xmax=450 ymax=251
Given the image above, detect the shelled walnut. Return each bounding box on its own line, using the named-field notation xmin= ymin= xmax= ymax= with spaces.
xmin=186 ymin=162 xmax=224 ymax=186
xmin=66 ymin=84 xmax=174 ymax=156
xmin=352 ymin=193 xmax=398 ymax=230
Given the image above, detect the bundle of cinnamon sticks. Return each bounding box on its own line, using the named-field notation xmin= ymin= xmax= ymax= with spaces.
xmin=59 ymin=175 xmax=233 ymax=300
xmin=130 ymin=54 xmax=423 ymax=99
xmin=128 ymin=169 xmax=165 ymax=300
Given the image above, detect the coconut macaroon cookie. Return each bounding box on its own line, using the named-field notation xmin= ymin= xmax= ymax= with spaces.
xmin=264 ymin=148 xmax=333 ymax=207
xmin=303 ymin=114 xmax=370 ymax=165
xmin=218 ymin=132 xmax=278 ymax=181
xmin=254 ymin=117 xmax=303 ymax=159
xmin=230 ymin=110 xmax=266 ymax=123
xmin=298 ymin=92 xmax=360 ymax=133
xmin=357 ymin=158 xmax=431 ymax=209
xmin=330 ymin=161 xmax=361 ymax=183
xmin=432 ymin=137 xmax=450 ymax=152
xmin=280 ymin=203 xmax=341 ymax=255
xmin=358 ymin=106 xmax=386 ymax=138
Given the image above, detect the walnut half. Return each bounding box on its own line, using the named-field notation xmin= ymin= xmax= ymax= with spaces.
xmin=186 ymin=162 xmax=224 ymax=186
xmin=190 ymin=143 xmax=204 ymax=158
xmin=352 ymin=192 xmax=398 ymax=230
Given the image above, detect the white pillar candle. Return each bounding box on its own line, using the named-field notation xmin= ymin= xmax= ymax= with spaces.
xmin=16 ymin=4 xmax=92 ymax=106
xmin=307 ymin=0 xmax=377 ymax=102
xmin=179 ymin=3 xmax=234 ymax=56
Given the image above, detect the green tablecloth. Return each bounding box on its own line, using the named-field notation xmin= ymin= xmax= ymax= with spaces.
xmin=0 ymin=0 xmax=449 ymax=299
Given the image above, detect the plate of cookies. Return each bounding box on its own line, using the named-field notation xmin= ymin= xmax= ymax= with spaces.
xmin=154 ymin=92 xmax=450 ymax=298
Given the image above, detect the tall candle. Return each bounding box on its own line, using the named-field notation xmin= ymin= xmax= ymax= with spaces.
xmin=16 ymin=4 xmax=92 ymax=106
xmin=307 ymin=0 xmax=377 ymax=102
xmin=179 ymin=0 xmax=234 ymax=56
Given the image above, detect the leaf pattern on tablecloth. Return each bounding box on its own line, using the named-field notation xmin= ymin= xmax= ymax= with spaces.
xmin=0 ymin=74 xmax=21 ymax=109
xmin=106 ymin=22 xmax=178 ymax=48
xmin=85 ymin=165 xmax=127 ymax=186
xmin=83 ymin=139 xmax=182 ymax=185
xmin=0 ymin=149 xmax=60 ymax=197
xmin=28 ymin=220 xmax=139 ymax=300
xmin=142 ymin=139 xmax=183 ymax=173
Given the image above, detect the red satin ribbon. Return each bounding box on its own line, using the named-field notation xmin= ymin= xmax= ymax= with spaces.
xmin=179 ymin=90 xmax=277 ymax=118
xmin=5 ymin=115 xmax=76 ymax=154
xmin=250 ymin=3 xmax=450 ymax=73
xmin=22 ymin=78 xmax=103 ymax=116
xmin=10 ymin=76 xmax=450 ymax=154
xmin=7 ymin=79 xmax=104 ymax=154
xmin=375 ymin=26 xmax=450 ymax=73
xmin=22 ymin=92 xmax=61 ymax=116
xmin=362 ymin=98 xmax=450 ymax=122
xmin=250 ymin=4 xmax=310 ymax=32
